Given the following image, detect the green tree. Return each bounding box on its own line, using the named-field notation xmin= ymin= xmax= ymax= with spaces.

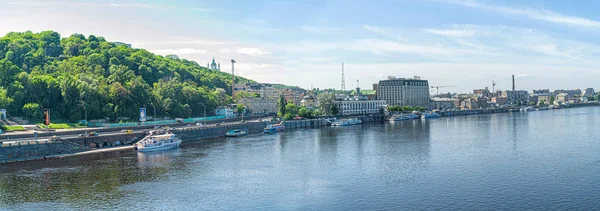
xmin=539 ymin=100 xmax=546 ymax=106
xmin=550 ymin=96 xmax=555 ymax=105
xmin=278 ymin=95 xmax=287 ymax=117
xmin=331 ymin=104 xmax=339 ymax=116
xmin=237 ymin=104 xmax=245 ymax=115
xmin=285 ymin=102 xmax=298 ymax=116
xmin=22 ymin=103 xmax=41 ymax=120
xmin=317 ymin=92 xmax=335 ymax=115
xmin=0 ymin=87 xmax=14 ymax=109
xmin=298 ymin=107 xmax=312 ymax=119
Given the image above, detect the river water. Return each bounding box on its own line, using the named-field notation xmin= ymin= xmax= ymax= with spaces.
xmin=2 ymin=107 xmax=600 ymax=210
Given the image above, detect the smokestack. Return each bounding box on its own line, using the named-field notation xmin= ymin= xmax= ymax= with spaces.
xmin=512 ymin=75 xmax=515 ymax=91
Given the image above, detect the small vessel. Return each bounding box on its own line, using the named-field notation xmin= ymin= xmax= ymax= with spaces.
xmin=331 ymin=118 xmax=362 ymax=126
xmin=523 ymin=106 xmax=535 ymax=112
xmin=263 ymin=123 xmax=285 ymax=134
xmin=536 ymin=106 xmax=549 ymax=111
xmin=135 ymin=133 xmax=182 ymax=152
xmin=331 ymin=120 xmax=350 ymax=126
xmin=389 ymin=113 xmax=419 ymax=121
xmin=225 ymin=129 xmax=248 ymax=137
xmin=422 ymin=112 xmax=441 ymax=119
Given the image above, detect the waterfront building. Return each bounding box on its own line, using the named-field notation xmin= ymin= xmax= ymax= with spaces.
xmin=215 ymin=106 xmax=235 ymax=118
xmin=237 ymin=97 xmax=278 ymax=115
xmin=300 ymin=91 xmax=317 ymax=109
xmin=554 ymin=89 xmax=581 ymax=96
xmin=376 ymin=76 xmax=430 ymax=107
xmin=501 ymin=90 xmax=530 ymax=105
xmin=555 ymin=93 xmax=569 ymax=105
xmin=537 ymin=95 xmax=552 ymax=105
xmin=207 ymin=56 xmax=221 ymax=71
xmin=582 ymin=88 xmax=595 ymax=97
xmin=460 ymin=98 xmax=479 ymax=109
xmin=473 ymin=87 xmax=491 ymax=98
xmin=334 ymin=87 xmax=386 ymax=115
xmin=429 ymin=98 xmax=455 ymax=110
xmin=491 ymin=97 xmax=510 ymax=106
xmin=533 ymin=89 xmax=550 ymax=95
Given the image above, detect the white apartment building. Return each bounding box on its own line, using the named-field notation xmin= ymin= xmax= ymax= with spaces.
xmin=334 ymin=88 xmax=386 ymax=115
xmin=376 ymin=76 xmax=430 ymax=107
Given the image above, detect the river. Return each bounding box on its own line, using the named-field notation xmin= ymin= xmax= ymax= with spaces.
xmin=2 ymin=107 xmax=600 ymax=210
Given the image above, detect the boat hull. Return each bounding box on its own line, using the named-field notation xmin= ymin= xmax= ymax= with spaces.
xmin=137 ymin=141 xmax=181 ymax=152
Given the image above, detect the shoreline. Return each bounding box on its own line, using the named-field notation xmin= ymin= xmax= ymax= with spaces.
xmin=2 ymin=104 xmax=599 ymax=164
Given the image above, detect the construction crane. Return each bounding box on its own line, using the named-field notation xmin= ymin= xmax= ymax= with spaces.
xmin=430 ymin=85 xmax=457 ymax=95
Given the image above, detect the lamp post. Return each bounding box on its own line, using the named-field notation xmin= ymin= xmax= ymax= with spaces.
xmin=199 ymin=103 xmax=206 ymax=125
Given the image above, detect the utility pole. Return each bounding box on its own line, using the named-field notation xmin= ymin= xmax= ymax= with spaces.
xmin=492 ymin=80 xmax=497 ymax=96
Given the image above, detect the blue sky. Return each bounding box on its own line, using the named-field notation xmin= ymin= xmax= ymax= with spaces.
xmin=1 ymin=0 xmax=600 ymax=93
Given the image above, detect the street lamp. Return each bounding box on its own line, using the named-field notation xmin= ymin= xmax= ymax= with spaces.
xmin=199 ymin=103 xmax=206 ymax=125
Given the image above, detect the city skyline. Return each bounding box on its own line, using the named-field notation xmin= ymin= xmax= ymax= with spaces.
xmin=2 ymin=0 xmax=600 ymax=92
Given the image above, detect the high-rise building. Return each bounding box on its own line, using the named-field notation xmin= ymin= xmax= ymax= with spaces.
xmin=376 ymin=76 xmax=430 ymax=107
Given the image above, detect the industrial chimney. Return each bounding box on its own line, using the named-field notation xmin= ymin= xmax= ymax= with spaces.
xmin=512 ymin=75 xmax=515 ymax=91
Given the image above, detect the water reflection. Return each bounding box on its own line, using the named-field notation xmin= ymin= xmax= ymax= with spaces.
xmin=3 ymin=107 xmax=600 ymax=210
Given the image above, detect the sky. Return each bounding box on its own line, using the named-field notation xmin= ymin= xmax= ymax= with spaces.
xmin=1 ymin=0 xmax=600 ymax=93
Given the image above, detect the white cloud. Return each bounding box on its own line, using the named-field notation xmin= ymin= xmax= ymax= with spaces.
xmin=361 ymin=24 xmax=394 ymax=37
xmin=237 ymin=47 xmax=270 ymax=56
xmin=149 ymin=48 xmax=207 ymax=55
xmin=423 ymin=29 xmax=475 ymax=37
xmin=444 ymin=0 xmax=600 ymax=28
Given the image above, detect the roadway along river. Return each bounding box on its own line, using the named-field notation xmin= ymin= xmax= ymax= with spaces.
xmin=2 ymin=107 xmax=600 ymax=210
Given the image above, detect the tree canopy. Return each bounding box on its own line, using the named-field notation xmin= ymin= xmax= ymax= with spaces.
xmin=0 ymin=31 xmax=253 ymax=122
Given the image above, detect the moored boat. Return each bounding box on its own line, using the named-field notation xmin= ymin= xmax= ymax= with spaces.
xmin=264 ymin=123 xmax=285 ymax=134
xmin=389 ymin=113 xmax=419 ymax=121
xmin=422 ymin=112 xmax=441 ymax=119
xmin=331 ymin=118 xmax=362 ymax=126
xmin=135 ymin=133 xmax=182 ymax=152
xmin=225 ymin=129 xmax=248 ymax=137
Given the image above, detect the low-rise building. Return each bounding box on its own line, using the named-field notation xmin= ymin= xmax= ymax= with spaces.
xmin=215 ymin=106 xmax=235 ymax=118
xmin=334 ymin=88 xmax=386 ymax=116
xmin=473 ymin=87 xmax=491 ymax=98
xmin=429 ymin=98 xmax=455 ymax=110
xmin=460 ymin=98 xmax=479 ymax=109
xmin=237 ymin=97 xmax=278 ymax=115
xmin=300 ymin=95 xmax=317 ymax=109
xmin=554 ymin=89 xmax=581 ymax=96
xmin=501 ymin=90 xmax=530 ymax=105
xmin=555 ymin=93 xmax=569 ymax=105
xmin=491 ymin=97 xmax=510 ymax=106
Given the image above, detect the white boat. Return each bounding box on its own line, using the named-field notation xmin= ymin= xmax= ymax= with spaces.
xmin=331 ymin=120 xmax=350 ymax=126
xmin=225 ymin=129 xmax=248 ymax=137
xmin=422 ymin=112 xmax=441 ymax=119
xmin=389 ymin=113 xmax=419 ymax=121
xmin=331 ymin=118 xmax=362 ymax=126
xmin=523 ymin=106 xmax=535 ymax=112
xmin=135 ymin=133 xmax=182 ymax=152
